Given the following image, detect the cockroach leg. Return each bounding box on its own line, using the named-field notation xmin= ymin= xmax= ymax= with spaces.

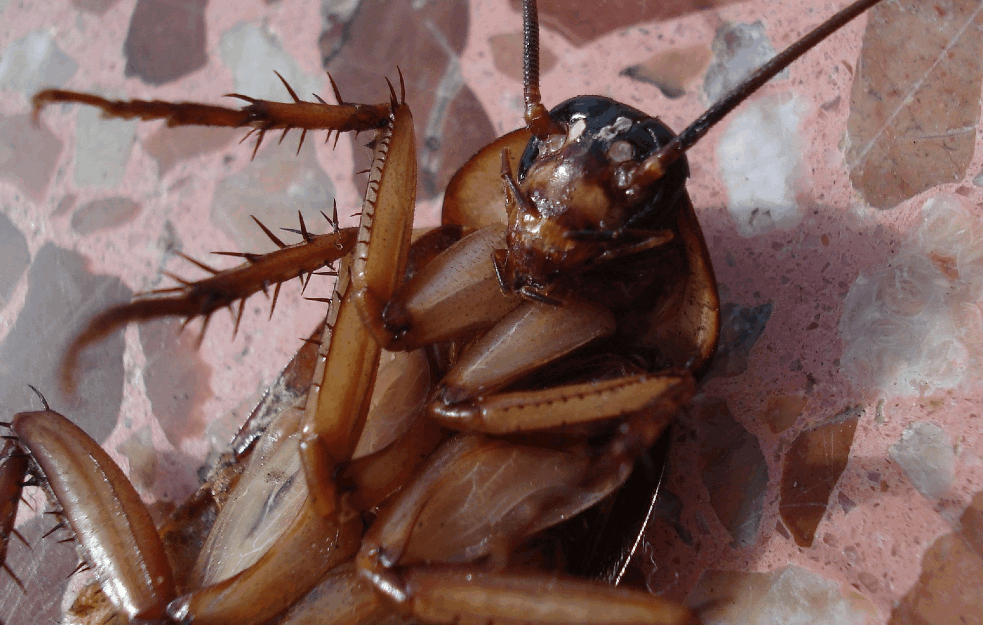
xmin=31 ymin=74 xmax=424 ymax=622
xmin=0 ymin=440 xmax=29 ymax=590
xmin=277 ymin=563 xmax=395 ymax=624
xmin=380 ymin=225 xmax=523 ymax=351
xmin=397 ymin=567 xmax=699 ymax=625
xmin=10 ymin=409 xmax=175 ymax=621
xmin=161 ymin=243 xmax=433 ymax=622
xmin=166 ymin=481 xmax=361 ymax=624
xmin=348 ymin=100 xmax=417 ymax=347
xmin=31 ymin=86 xmax=391 ymax=145
xmin=59 ymin=224 xmax=357 ymax=393
xmin=34 ymin=80 xmax=405 ymax=398
xmin=297 ymin=98 xmax=416 ymax=483
xmin=431 ymin=370 xmax=695 ymax=435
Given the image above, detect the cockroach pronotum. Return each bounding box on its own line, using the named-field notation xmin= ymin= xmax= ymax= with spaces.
xmin=2 ymin=0 xmax=981 ymax=622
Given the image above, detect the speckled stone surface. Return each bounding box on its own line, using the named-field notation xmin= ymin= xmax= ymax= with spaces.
xmin=1 ymin=0 xmax=983 ymax=623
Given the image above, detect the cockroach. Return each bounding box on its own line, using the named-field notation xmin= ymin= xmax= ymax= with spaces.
xmin=3 ymin=0 xmax=966 ymax=622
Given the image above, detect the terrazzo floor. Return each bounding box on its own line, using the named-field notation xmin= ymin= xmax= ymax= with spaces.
xmin=1 ymin=0 xmax=983 ymax=623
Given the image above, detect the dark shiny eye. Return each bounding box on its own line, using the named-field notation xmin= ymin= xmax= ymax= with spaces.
xmin=517 ymin=96 xmax=691 ymax=231
xmin=518 ymin=96 xmax=689 ymax=181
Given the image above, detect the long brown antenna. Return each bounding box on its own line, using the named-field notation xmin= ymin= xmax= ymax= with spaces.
xmin=522 ymin=0 xmax=561 ymax=139
xmin=630 ymin=0 xmax=886 ymax=188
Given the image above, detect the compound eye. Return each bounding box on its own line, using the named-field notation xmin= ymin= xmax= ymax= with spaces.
xmin=606 ymin=140 xmax=635 ymax=164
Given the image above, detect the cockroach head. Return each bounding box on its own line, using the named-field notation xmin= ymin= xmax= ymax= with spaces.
xmin=497 ymin=96 xmax=689 ymax=302
xmin=517 ymin=96 xmax=690 ymax=228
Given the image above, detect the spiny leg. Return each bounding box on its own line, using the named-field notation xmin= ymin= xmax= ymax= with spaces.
xmin=299 ymin=95 xmax=418 ymax=494
xmin=60 ymin=222 xmax=357 ymax=393
xmin=38 ymin=74 xmax=410 ymax=392
xmin=11 ymin=409 xmax=175 ymax=621
xmin=0 ymin=439 xmax=29 ymax=591
xmin=33 ymin=70 xmax=395 ymax=157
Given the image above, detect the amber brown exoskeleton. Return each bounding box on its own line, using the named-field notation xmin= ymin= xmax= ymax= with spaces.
xmin=1 ymin=0 xmax=893 ymax=622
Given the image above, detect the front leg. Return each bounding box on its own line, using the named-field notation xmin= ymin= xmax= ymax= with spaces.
xmin=354 ymin=217 xmax=699 ymax=435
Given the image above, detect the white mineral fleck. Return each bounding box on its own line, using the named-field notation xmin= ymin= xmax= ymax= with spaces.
xmin=210 ymin=138 xmax=334 ymax=253
xmin=718 ymin=94 xmax=805 ymax=237
xmin=839 ymin=194 xmax=983 ymax=393
xmin=889 ymin=421 xmax=955 ymax=500
xmin=689 ymin=566 xmax=874 ymax=624
xmin=219 ymin=23 xmax=324 ymax=103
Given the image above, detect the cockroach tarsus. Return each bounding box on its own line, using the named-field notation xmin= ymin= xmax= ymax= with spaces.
xmin=2 ymin=0 xmax=887 ymax=623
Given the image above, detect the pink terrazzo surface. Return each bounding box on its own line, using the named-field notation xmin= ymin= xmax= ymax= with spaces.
xmin=1 ymin=0 xmax=982 ymax=623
